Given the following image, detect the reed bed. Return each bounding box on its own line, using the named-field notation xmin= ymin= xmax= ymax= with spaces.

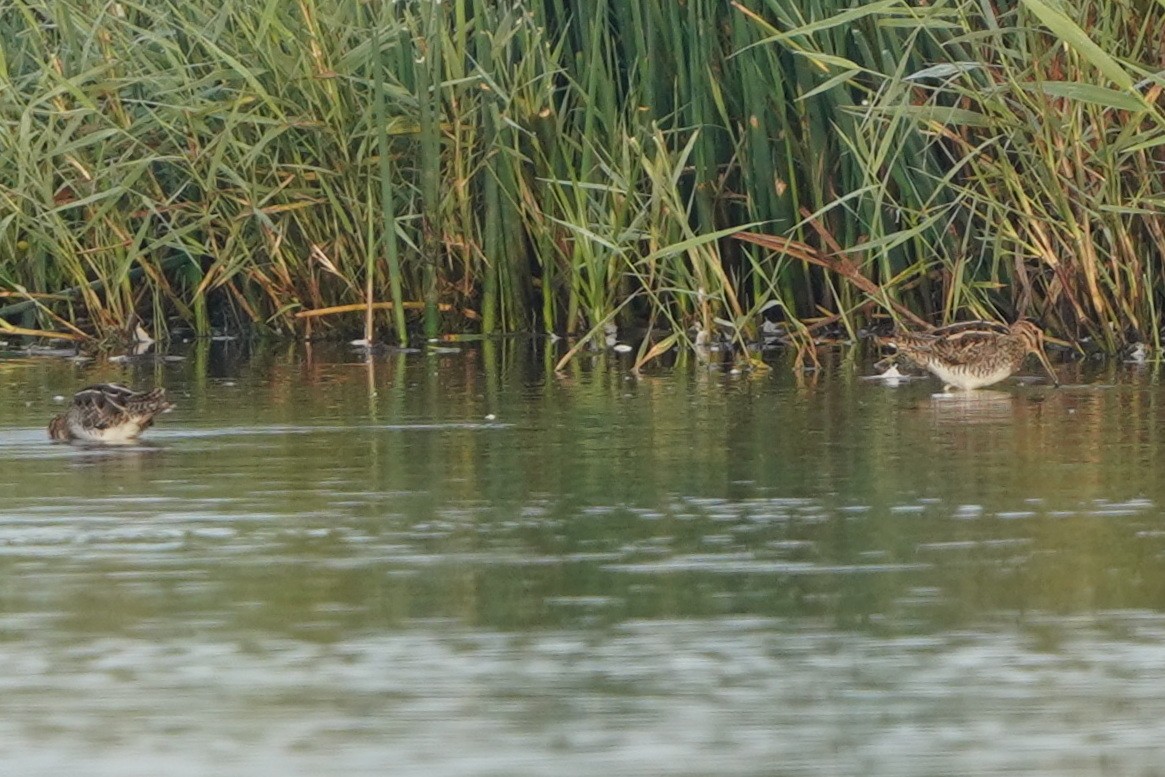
xmin=0 ymin=0 xmax=1161 ymax=357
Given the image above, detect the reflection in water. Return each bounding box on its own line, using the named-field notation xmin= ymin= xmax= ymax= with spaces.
xmin=0 ymin=342 xmax=1162 ymax=775
xmin=923 ymin=387 xmax=1020 ymax=422
xmin=62 ymin=445 xmax=168 ymax=481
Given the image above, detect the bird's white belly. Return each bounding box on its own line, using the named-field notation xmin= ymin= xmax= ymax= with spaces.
xmin=926 ymin=362 xmax=1013 ymax=391
xmin=68 ymin=420 xmax=142 ymax=443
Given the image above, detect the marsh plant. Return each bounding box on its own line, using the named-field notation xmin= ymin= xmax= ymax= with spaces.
xmin=0 ymin=0 xmax=1161 ymax=360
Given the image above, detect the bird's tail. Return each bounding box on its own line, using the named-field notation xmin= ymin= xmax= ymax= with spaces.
xmin=127 ymin=388 xmax=176 ymax=417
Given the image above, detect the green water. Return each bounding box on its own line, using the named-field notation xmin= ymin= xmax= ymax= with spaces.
xmin=2 ymin=341 xmax=1164 ymax=775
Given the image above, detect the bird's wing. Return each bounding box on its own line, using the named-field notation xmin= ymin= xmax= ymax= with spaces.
xmin=71 ymin=386 xmax=133 ymax=430
xmin=925 ymin=330 xmax=1005 ymax=366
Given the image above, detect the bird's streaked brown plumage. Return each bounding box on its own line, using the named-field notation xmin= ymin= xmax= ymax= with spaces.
xmin=882 ymin=320 xmax=1058 ymax=391
xmin=49 ymin=384 xmax=175 ymax=443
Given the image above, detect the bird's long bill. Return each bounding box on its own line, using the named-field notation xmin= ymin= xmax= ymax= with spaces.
xmin=1033 ymin=346 xmax=1059 ymax=387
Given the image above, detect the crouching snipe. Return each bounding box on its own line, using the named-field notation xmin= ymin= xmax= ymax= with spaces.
xmin=49 ymin=384 xmax=175 ymax=443
xmin=883 ymin=320 xmax=1058 ymax=391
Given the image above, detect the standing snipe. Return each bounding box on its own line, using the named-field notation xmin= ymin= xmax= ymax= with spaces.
xmin=882 ymin=320 xmax=1058 ymax=391
xmin=48 ymin=383 xmax=175 ymax=443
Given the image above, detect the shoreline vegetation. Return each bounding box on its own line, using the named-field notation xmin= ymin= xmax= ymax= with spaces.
xmin=2 ymin=0 xmax=1163 ymax=365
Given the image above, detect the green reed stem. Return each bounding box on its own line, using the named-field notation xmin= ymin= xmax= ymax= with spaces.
xmin=416 ymin=0 xmax=443 ymax=340
xmin=372 ymin=6 xmax=407 ymax=345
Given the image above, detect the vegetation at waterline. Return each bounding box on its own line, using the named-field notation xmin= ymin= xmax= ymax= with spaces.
xmin=1 ymin=0 xmax=1163 ymax=362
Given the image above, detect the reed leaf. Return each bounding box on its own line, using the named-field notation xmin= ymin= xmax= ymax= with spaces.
xmin=0 ymin=0 xmax=1160 ymax=356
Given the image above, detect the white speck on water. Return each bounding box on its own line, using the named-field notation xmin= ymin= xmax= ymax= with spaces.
xmin=613 ymin=344 xmax=632 ymax=353
xmin=862 ymin=364 xmax=911 ymax=383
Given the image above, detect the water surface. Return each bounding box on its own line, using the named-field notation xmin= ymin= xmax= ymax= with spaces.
xmin=1 ymin=341 xmax=1163 ymax=775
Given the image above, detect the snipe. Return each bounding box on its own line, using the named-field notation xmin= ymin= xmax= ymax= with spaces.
xmin=882 ymin=320 xmax=1058 ymax=391
xmin=49 ymin=383 xmax=175 ymax=443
